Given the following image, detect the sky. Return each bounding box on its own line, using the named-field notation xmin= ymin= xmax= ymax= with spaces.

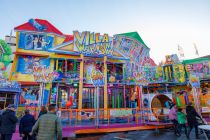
xmin=0 ymin=0 xmax=210 ymax=64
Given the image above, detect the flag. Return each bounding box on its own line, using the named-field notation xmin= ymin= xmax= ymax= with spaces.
xmin=194 ymin=43 xmax=199 ymax=56
xmin=178 ymin=45 xmax=184 ymax=57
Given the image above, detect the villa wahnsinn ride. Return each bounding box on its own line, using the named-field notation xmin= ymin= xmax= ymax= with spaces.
xmin=9 ymin=19 xmax=210 ymax=134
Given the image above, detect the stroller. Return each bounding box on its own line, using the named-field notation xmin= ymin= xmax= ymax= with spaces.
xmin=197 ymin=117 xmax=210 ymax=138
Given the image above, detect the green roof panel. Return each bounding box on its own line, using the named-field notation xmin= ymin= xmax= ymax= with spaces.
xmin=117 ymin=32 xmax=149 ymax=49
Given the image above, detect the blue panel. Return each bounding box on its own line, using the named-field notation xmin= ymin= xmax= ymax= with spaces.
xmin=42 ymin=90 xmax=49 ymax=106
xmin=18 ymin=33 xmax=26 ymax=49
xmin=18 ymin=32 xmax=54 ymax=51
xmin=16 ymin=56 xmax=50 ymax=74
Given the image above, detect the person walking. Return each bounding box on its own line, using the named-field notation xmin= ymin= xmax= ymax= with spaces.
xmin=130 ymin=91 xmax=137 ymax=121
xmin=38 ymin=106 xmax=47 ymax=118
xmin=177 ymin=108 xmax=188 ymax=137
xmin=186 ymin=102 xmax=202 ymax=139
xmin=168 ymin=104 xmax=179 ymax=136
xmin=0 ymin=104 xmax=18 ymax=140
xmin=19 ymin=109 xmax=36 ymax=140
xmin=31 ymin=104 xmax=62 ymax=140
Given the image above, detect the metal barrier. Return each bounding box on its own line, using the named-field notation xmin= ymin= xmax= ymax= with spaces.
xmin=59 ymin=107 xmax=171 ymax=127
xmin=16 ymin=106 xmax=172 ymax=127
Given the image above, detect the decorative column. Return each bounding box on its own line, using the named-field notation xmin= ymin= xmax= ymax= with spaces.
xmin=103 ymin=56 xmax=108 ymax=119
xmin=78 ymin=54 xmax=84 ymax=120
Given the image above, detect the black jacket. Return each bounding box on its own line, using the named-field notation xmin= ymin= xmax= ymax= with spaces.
xmin=0 ymin=109 xmax=18 ymax=134
xmin=19 ymin=114 xmax=36 ymax=134
xmin=186 ymin=105 xmax=201 ymax=126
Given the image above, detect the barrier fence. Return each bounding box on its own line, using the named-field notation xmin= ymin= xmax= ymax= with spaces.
xmin=16 ymin=106 xmax=210 ymax=127
xmin=16 ymin=107 xmax=174 ymax=126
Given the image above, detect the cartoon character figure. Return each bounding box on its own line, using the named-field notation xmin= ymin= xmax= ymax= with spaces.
xmin=33 ymin=36 xmax=39 ymax=49
xmin=24 ymin=57 xmax=41 ymax=74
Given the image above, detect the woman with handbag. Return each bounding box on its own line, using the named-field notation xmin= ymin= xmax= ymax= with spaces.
xmin=186 ymin=102 xmax=202 ymax=139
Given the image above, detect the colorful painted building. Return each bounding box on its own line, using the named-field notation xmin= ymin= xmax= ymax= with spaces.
xmin=10 ymin=19 xmax=154 ymax=114
xmin=9 ymin=19 xmax=210 ymax=122
xmin=0 ymin=39 xmax=21 ymax=109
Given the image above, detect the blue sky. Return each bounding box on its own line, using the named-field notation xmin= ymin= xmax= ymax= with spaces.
xmin=1 ymin=0 xmax=210 ymax=63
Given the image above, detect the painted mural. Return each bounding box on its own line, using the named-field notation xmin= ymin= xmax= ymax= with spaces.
xmin=18 ymin=32 xmax=54 ymax=51
xmin=144 ymin=66 xmax=165 ymax=83
xmin=16 ymin=56 xmax=50 ymax=74
xmin=84 ymin=63 xmax=95 ymax=84
xmin=112 ymin=35 xmax=150 ymax=85
xmin=165 ymin=54 xmax=179 ymax=65
xmin=0 ymin=39 xmax=12 ymax=72
xmin=185 ymin=61 xmax=210 ymax=79
xmin=173 ymin=64 xmax=185 ymax=83
xmin=113 ymin=35 xmax=149 ymax=64
xmin=33 ymin=65 xmax=58 ymax=83
xmin=74 ymin=31 xmax=113 ymax=56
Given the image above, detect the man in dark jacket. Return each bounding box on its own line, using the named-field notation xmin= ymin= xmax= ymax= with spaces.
xmin=0 ymin=104 xmax=18 ymax=140
xmin=19 ymin=109 xmax=36 ymax=140
xmin=186 ymin=102 xmax=202 ymax=139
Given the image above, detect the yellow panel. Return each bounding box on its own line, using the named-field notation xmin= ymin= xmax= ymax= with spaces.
xmin=78 ymin=54 xmax=84 ymax=110
xmin=16 ymin=32 xmax=19 ymax=50
xmin=9 ymin=55 xmax=18 ymax=80
xmin=58 ymin=43 xmax=74 ymax=51
xmin=16 ymin=49 xmax=52 ymax=55
xmin=50 ymin=59 xmax=54 ymax=71
xmin=50 ymin=54 xmax=80 ymax=59
xmin=14 ymin=73 xmax=35 ymax=82
xmin=54 ymin=36 xmax=65 ymax=46
xmin=45 ymin=83 xmax=52 ymax=90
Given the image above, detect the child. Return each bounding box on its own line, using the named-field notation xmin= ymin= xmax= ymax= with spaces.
xmin=177 ymin=108 xmax=188 ymax=138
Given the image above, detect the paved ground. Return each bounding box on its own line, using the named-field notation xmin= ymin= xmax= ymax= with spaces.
xmin=67 ymin=129 xmax=209 ymax=140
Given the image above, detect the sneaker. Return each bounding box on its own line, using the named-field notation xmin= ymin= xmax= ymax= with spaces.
xmin=176 ymin=133 xmax=181 ymax=137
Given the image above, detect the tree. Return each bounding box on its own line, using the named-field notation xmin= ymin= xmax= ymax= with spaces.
xmin=0 ymin=39 xmax=12 ymax=71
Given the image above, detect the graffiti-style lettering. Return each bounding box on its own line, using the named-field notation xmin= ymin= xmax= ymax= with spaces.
xmin=74 ymin=31 xmax=86 ymax=44
xmin=102 ymin=34 xmax=109 ymax=42
xmin=33 ymin=65 xmax=57 ymax=83
xmin=74 ymin=31 xmax=113 ymax=56
xmin=89 ymin=32 xmax=95 ymax=44
xmin=95 ymin=33 xmax=101 ymax=43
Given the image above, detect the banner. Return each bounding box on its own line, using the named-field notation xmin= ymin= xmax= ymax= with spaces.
xmin=173 ymin=64 xmax=185 ymax=83
xmin=189 ymin=74 xmax=200 ymax=88
xmin=74 ymin=31 xmax=113 ymax=56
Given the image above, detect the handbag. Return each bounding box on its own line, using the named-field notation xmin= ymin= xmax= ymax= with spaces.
xmin=196 ymin=116 xmax=203 ymax=125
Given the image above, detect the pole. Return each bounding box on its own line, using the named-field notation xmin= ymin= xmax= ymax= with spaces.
xmin=38 ymin=83 xmax=43 ymax=114
xmin=95 ymin=86 xmax=100 ymax=128
xmin=123 ymin=85 xmax=126 ymax=108
xmin=56 ymin=83 xmax=59 ymax=107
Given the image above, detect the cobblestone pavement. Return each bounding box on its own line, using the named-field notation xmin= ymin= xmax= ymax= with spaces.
xmin=67 ymin=129 xmax=208 ymax=140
